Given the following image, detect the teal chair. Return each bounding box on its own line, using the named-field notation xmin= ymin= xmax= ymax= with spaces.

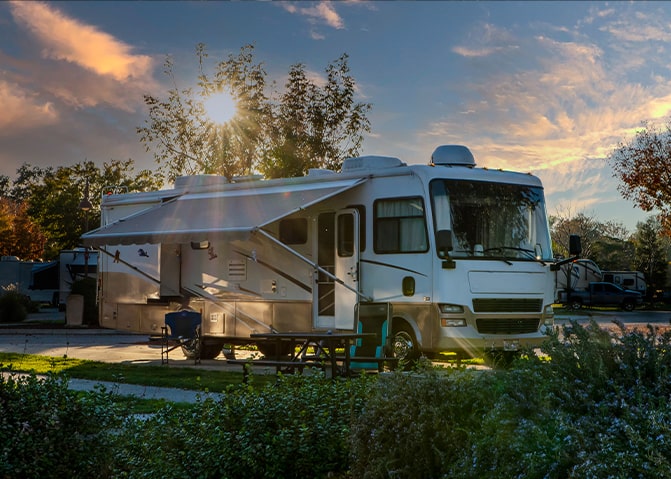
xmin=350 ymin=303 xmax=391 ymax=371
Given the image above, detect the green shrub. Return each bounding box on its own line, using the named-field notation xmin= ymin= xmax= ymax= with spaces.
xmin=0 ymin=371 xmax=127 ymax=478
xmin=351 ymin=322 xmax=671 ymax=478
xmin=458 ymin=320 xmax=671 ymax=478
xmin=0 ymin=286 xmax=29 ymax=323
xmin=111 ymin=372 xmax=372 ymax=478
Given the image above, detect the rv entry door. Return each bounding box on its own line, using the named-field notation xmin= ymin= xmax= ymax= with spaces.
xmin=335 ymin=209 xmax=360 ymax=329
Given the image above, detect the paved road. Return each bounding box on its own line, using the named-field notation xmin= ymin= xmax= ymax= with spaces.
xmin=555 ymin=309 xmax=671 ymax=330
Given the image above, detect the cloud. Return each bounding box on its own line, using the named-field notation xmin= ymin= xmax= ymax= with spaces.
xmin=281 ymin=1 xmax=344 ymax=30
xmin=452 ymin=23 xmax=518 ymax=58
xmin=9 ymin=1 xmax=154 ymax=82
xmin=416 ymin=6 xmax=671 ymax=227
xmin=0 ymin=78 xmax=58 ymax=133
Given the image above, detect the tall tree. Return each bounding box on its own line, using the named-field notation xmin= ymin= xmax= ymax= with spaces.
xmin=138 ymin=44 xmax=371 ymax=182
xmin=632 ymin=216 xmax=667 ymax=293
xmin=550 ymin=209 xmax=602 ymax=259
xmin=261 ymin=55 xmax=371 ymax=178
xmin=609 ymin=120 xmax=671 ymax=235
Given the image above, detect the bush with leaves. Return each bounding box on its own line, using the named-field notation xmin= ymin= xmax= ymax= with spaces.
xmin=112 ymin=372 xmax=372 ymax=479
xmin=0 ymin=283 xmax=30 ymax=322
xmin=0 ymin=371 xmax=127 ymax=478
xmin=351 ymin=321 xmax=671 ymax=478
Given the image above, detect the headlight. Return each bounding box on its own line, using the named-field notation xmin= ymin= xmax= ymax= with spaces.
xmin=438 ymin=303 xmax=464 ymax=314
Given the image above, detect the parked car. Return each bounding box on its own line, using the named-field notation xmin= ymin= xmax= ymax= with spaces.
xmin=567 ymin=282 xmax=643 ymax=311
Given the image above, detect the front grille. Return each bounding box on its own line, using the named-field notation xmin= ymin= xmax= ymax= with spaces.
xmin=476 ymin=318 xmax=540 ymax=335
xmin=472 ymin=298 xmax=543 ymax=313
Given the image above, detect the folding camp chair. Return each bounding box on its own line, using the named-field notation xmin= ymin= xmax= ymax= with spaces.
xmin=350 ymin=303 xmax=392 ymax=371
xmin=161 ymin=310 xmax=202 ymax=365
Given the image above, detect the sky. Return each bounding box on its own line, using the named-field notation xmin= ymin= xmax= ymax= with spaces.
xmin=1 ymin=1 xmax=669 ymax=232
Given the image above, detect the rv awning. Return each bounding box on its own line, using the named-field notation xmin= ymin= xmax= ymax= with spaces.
xmin=82 ymin=178 xmax=365 ymax=247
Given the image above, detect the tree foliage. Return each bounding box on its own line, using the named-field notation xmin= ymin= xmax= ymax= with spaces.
xmin=632 ymin=216 xmax=668 ymax=293
xmin=550 ymin=209 xmax=604 ymax=259
xmin=2 ymin=160 xmax=160 ymax=259
xmin=550 ymin=207 xmax=635 ymax=271
xmin=609 ymin=120 xmax=671 ymax=235
xmin=137 ymin=44 xmax=371 ymax=182
xmin=0 ymin=198 xmax=46 ymax=260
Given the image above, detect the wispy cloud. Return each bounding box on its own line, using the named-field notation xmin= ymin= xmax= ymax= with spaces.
xmin=9 ymin=1 xmax=154 ymax=82
xmin=422 ymin=7 xmax=671 ymax=224
xmin=281 ymin=1 xmax=345 ymax=34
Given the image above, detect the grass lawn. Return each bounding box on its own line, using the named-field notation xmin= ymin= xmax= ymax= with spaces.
xmin=0 ymin=351 xmax=276 ymax=391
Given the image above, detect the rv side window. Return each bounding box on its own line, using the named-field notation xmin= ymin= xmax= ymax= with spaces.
xmin=374 ymin=197 xmax=428 ymax=253
xmin=338 ymin=214 xmax=355 ymax=257
xmin=347 ymin=204 xmax=366 ymax=252
xmin=279 ymin=218 xmax=308 ymax=245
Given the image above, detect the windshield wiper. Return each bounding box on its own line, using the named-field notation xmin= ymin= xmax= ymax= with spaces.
xmin=483 ymin=246 xmax=547 ymax=265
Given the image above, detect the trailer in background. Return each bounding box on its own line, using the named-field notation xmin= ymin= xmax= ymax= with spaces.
xmin=602 ymin=270 xmax=646 ymax=296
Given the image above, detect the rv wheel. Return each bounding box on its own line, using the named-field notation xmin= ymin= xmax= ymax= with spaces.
xmin=391 ymin=325 xmax=420 ymax=367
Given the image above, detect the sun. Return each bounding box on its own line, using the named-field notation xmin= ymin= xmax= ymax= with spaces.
xmin=204 ymin=91 xmax=237 ymax=124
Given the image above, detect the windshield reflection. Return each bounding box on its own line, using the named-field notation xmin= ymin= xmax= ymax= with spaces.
xmin=430 ymin=179 xmax=553 ymax=261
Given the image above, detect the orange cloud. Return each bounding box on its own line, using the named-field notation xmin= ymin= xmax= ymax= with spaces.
xmin=0 ymin=79 xmax=58 ymax=133
xmin=9 ymin=1 xmax=154 ymax=82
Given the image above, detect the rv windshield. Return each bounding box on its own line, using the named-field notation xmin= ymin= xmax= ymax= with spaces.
xmin=430 ymin=179 xmax=553 ymax=261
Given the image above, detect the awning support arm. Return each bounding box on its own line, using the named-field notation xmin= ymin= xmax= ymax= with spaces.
xmin=255 ymin=228 xmax=373 ymax=302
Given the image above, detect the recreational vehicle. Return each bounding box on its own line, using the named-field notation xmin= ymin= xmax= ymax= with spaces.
xmin=82 ymin=145 xmax=558 ymax=361
xmin=602 ymin=270 xmax=647 ymax=296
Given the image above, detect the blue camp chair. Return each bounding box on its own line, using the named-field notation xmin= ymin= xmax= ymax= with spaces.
xmin=161 ymin=310 xmax=202 ymax=365
xmin=350 ymin=303 xmax=391 ymax=371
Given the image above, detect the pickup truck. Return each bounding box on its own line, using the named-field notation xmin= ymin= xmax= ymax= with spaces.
xmin=567 ymin=282 xmax=643 ymax=311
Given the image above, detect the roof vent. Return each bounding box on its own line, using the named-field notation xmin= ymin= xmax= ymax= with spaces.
xmin=431 ymin=145 xmax=476 ymax=167
xmin=342 ymin=155 xmax=405 ymax=172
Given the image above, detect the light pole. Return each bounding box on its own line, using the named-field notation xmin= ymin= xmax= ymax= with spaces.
xmin=79 ymin=179 xmax=92 ymax=277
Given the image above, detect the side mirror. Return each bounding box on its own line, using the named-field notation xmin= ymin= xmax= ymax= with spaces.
xmin=436 ymin=230 xmax=453 ymax=258
xmin=569 ymin=235 xmax=582 ymax=257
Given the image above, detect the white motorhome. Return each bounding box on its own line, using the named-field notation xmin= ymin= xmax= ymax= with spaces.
xmin=602 ymin=270 xmax=647 ymax=296
xmin=82 ymin=145 xmax=557 ymax=360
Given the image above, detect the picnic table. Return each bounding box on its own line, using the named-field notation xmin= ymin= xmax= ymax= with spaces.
xmin=227 ymin=331 xmax=375 ymax=381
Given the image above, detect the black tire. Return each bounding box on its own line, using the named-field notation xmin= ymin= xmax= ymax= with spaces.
xmin=622 ymin=301 xmax=635 ymax=312
xmin=391 ymin=324 xmax=420 ymax=368
xmin=569 ymin=299 xmax=582 ymax=311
